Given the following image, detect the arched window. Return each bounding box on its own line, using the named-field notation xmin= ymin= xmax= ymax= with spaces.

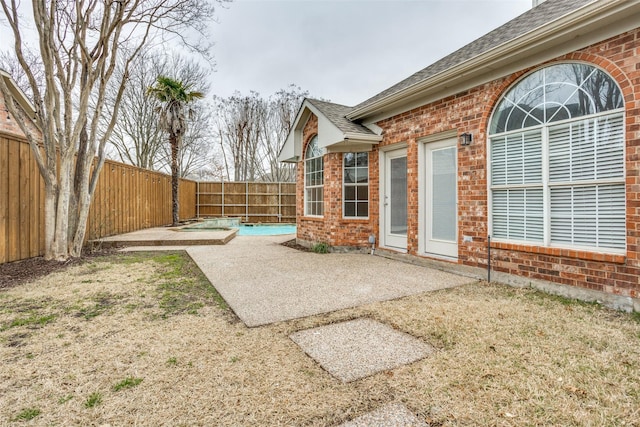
xmin=304 ymin=136 xmax=323 ymax=216
xmin=489 ymin=63 xmax=625 ymax=252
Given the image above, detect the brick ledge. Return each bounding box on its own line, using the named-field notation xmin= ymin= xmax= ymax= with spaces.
xmin=491 ymin=242 xmax=626 ymax=264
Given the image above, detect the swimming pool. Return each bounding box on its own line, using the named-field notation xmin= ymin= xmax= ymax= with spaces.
xmin=181 ymin=220 xmax=296 ymax=236
xmin=235 ymin=224 xmax=296 ymax=236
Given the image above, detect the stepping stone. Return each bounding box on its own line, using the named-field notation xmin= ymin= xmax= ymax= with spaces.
xmin=290 ymin=318 xmax=433 ymax=382
xmin=336 ymin=403 xmax=428 ymax=427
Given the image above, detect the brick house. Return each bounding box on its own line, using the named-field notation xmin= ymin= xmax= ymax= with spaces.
xmin=279 ymin=0 xmax=640 ymax=312
xmin=0 ymin=69 xmax=38 ymax=138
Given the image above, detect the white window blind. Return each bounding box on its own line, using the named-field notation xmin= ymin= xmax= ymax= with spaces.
xmin=492 ymin=130 xmax=542 ymax=186
xmin=550 ymin=184 xmax=625 ymax=249
xmin=489 ymin=63 xmax=625 ymax=253
xmin=549 ymin=115 xmax=624 ymax=183
xmin=492 ymin=188 xmax=544 ymax=242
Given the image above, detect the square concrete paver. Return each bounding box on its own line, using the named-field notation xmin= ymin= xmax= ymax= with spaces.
xmin=336 ymin=403 xmax=428 ymax=427
xmin=290 ymin=318 xmax=433 ymax=382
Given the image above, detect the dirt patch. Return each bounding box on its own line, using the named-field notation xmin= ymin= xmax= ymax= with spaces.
xmin=0 ymin=249 xmax=118 ymax=290
xmin=0 ymin=258 xmax=78 ymax=290
xmin=280 ymin=238 xmax=311 ymax=252
xmin=1 ymin=253 xmax=639 ymax=426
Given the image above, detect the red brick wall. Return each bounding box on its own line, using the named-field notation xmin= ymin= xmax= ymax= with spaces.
xmin=375 ymin=28 xmax=640 ymax=299
xmin=296 ymin=113 xmax=375 ymax=248
xmin=296 ymin=28 xmax=640 ymax=300
xmin=0 ymin=91 xmax=39 ymax=139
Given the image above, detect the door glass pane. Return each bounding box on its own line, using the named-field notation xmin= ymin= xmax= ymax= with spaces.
xmin=390 ymin=156 xmax=407 ymax=235
xmin=431 ymin=147 xmax=456 ymax=241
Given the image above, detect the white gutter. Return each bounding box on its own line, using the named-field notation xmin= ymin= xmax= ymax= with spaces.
xmin=343 ymin=132 xmax=383 ymax=142
xmin=347 ymin=0 xmax=638 ymax=121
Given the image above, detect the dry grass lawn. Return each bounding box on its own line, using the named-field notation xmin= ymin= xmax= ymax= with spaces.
xmin=1 ymin=251 xmax=639 ymax=426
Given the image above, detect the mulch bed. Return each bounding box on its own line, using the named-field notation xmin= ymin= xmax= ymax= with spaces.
xmin=280 ymin=238 xmax=311 ymax=252
xmin=2 ymin=241 xmax=306 ymax=290
xmin=0 ymin=249 xmax=117 ymax=290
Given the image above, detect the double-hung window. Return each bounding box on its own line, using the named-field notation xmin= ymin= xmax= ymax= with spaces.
xmin=304 ymin=136 xmax=323 ymax=216
xmin=489 ymin=63 xmax=625 ymax=252
xmin=343 ymin=152 xmax=369 ymax=218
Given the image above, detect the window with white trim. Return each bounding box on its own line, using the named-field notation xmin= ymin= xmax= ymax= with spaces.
xmin=489 ymin=63 xmax=625 ymax=252
xmin=304 ymin=136 xmax=323 ymax=216
xmin=343 ymin=152 xmax=369 ymax=218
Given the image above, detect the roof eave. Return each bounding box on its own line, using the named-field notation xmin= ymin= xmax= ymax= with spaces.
xmin=0 ymin=69 xmax=37 ymax=119
xmin=347 ymin=0 xmax=638 ymax=121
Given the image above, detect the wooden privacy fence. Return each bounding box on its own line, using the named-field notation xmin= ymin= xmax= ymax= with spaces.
xmin=88 ymin=163 xmax=196 ymax=240
xmin=196 ymin=181 xmax=296 ymax=223
xmin=0 ymin=133 xmax=196 ymax=264
xmin=1 ymin=134 xmax=297 ymax=265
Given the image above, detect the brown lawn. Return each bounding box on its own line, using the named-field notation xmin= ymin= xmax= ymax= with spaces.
xmin=1 ymin=251 xmax=639 ymax=426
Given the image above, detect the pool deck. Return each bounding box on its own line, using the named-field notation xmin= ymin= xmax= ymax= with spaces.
xmin=93 ymin=226 xmax=237 ymax=248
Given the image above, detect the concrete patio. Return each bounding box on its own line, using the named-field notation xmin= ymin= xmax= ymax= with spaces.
xmin=186 ymin=235 xmax=474 ymax=327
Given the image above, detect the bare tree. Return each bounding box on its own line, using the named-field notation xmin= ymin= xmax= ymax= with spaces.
xmin=106 ymin=52 xmax=165 ymax=169
xmin=0 ymin=50 xmax=43 ymax=99
xmin=0 ymin=0 xmax=222 ymax=260
xmin=215 ymin=86 xmax=307 ymax=182
xmin=259 ymin=85 xmax=307 ymax=182
xmin=214 ymin=91 xmax=265 ymax=181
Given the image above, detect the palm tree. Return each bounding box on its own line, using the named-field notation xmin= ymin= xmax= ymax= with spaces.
xmin=148 ymin=76 xmax=204 ymax=225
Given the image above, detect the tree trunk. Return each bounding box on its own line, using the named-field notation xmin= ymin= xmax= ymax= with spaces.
xmin=42 ymin=179 xmax=57 ymax=261
xmin=51 ymin=155 xmax=74 ymax=260
xmin=69 ymin=123 xmax=88 ymax=249
xmin=170 ymin=133 xmax=180 ymax=226
xmin=70 ymin=152 xmax=102 ymax=257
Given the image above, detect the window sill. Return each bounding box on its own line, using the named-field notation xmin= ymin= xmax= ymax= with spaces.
xmin=491 ymin=241 xmax=626 ymax=264
xmin=301 ymin=216 xmax=324 ymax=222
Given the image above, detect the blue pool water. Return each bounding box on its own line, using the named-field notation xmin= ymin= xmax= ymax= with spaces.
xmin=235 ymin=224 xmax=296 ymax=236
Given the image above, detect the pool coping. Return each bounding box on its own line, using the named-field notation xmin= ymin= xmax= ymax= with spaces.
xmin=92 ymin=226 xmax=237 ymax=248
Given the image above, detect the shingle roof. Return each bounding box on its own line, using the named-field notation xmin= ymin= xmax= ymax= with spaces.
xmin=306 ymin=98 xmax=375 ymax=135
xmin=352 ymin=0 xmax=596 ymax=113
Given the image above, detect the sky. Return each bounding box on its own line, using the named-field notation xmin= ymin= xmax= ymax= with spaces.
xmin=0 ymin=0 xmax=533 ymax=106
xmin=208 ymin=0 xmax=533 ymax=105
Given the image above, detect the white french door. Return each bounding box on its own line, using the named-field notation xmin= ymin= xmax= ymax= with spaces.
xmin=382 ymin=148 xmax=408 ymax=250
xmin=424 ymin=138 xmax=458 ymax=258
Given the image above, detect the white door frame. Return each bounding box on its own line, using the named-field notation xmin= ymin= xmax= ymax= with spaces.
xmin=379 ymin=144 xmax=408 ymax=252
xmin=418 ymin=134 xmax=458 ymax=260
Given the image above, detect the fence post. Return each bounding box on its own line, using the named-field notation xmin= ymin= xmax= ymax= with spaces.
xmin=245 ymin=181 xmax=249 ymax=222
xmin=221 ymin=180 xmax=225 ymax=217
xmin=278 ymin=182 xmax=282 ymax=223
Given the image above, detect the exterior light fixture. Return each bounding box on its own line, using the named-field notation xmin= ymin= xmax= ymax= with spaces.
xmin=460 ymin=132 xmax=473 ymax=146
